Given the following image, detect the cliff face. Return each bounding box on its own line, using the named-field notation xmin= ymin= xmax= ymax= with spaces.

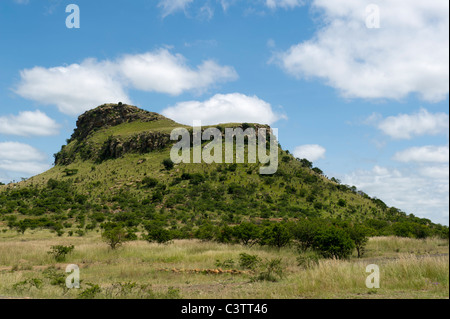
xmin=98 ymin=131 xmax=172 ymax=161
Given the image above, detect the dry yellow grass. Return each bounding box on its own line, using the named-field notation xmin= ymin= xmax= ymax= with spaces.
xmin=0 ymin=230 xmax=448 ymax=299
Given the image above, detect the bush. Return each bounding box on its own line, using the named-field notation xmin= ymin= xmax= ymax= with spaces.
xmin=296 ymin=251 xmax=321 ymax=269
xmin=260 ymin=223 xmax=292 ymax=249
xmin=337 ymin=199 xmax=347 ymax=207
xmin=215 ymin=259 xmax=235 ymax=269
xmin=78 ymin=283 xmax=102 ymax=299
xmin=233 ymin=222 xmax=260 ymax=247
xmin=252 ymin=258 xmax=285 ymax=282
xmin=239 ymin=253 xmax=261 ymax=270
xmin=162 ymin=158 xmax=174 ymax=170
xmin=145 ymin=225 xmax=172 ymax=244
xmin=48 ymin=245 xmax=75 ymax=262
xmin=312 ymin=226 xmax=355 ymax=259
xmin=292 ymin=219 xmax=321 ymax=252
xmin=194 ymin=223 xmax=217 ymax=241
xmin=141 ymin=177 xmax=159 ymax=188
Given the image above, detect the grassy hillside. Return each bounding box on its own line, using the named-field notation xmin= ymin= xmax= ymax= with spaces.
xmin=0 ymin=103 xmax=448 ymax=247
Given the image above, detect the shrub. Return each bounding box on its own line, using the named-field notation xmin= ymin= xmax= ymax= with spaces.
xmin=145 ymin=225 xmax=172 ymax=244
xmin=141 ymin=177 xmax=159 ymax=188
xmin=233 ymin=222 xmax=260 ymax=247
xmin=78 ymin=283 xmax=102 ymax=299
xmin=312 ymin=226 xmax=355 ymax=259
xmin=215 ymin=259 xmax=235 ymax=269
xmin=162 ymin=158 xmax=174 ymax=170
xmin=216 ymin=225 xmax=234 ymax=244
xmin=260 ymin=223 xmax=292 ymax=249
xmin=292 ymin=219 xmax=321 ymax=252
xmin=252 ymin=258 xmax=285 ymax=282
xmin=194 ymin=223 xmax=217 ymax=241
xmin=48 ymin=245 xmax=75 ymax=262
xmin=296 ymin=251 xmax=321 ymax=269
xmin=239 ymin=253 xmax=261 ymax=270
xmin=13 ymin=278 xmax=43 ymax=291
xmin=337 ymin=199 xmax=347 ymax=207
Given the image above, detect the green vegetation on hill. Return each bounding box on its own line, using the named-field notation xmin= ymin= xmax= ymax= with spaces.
xmin=0 ymin=103 xmax=448 ymax=255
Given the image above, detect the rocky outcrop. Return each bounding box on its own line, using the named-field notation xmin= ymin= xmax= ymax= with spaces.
xmin=54 ymin=103 xmax=274 ymax=166
xmin=98 ymin=131 xmax=171 ymax=161
xmin=69 ymin=103 xmax=168 ymax=142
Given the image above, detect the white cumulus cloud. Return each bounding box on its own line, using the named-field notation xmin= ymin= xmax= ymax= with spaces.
xmin=15 ymin=49 xmax=237 ymax=116
xmin=393 ymin=145 xmax=449 ymax=163
xmin=161 ymin=93 xmax=285 ymax=126
xmin=342 ymin=165 xmax=449 ymax=225
xmin=293 ymin=144 xmax=326 ymax=162
xmin=15 ymin=59 xmax=130 ymax=116
xmin=376 ymin=109 xmax=449 ymax=139
xmin=273 ymin=0 xmax=449 ymax=102
xmin=119 ymin=49 xmax=237 ymax=95
xmin=0 ymin=142 xmax=50 ymax=176
xmin=0 ymin=110 xmax=60 ymax=136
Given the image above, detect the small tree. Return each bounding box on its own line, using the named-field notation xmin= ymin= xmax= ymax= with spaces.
xmin=102 ymin=226 xmax=128 ymax=250
xmin=145 ymin=225 xmax=172 ymax=244
xmin=292 ymin=219 xmax=321 ymax=252
xmin=312 ymin=227 xmax=355 ymax=259
xmin=348 ymin=224 xmax=369 ymax=258
xmin=48 ymin=245 xmax=75 ymax=262
xmin=260 ymin=223 xmax=292 ymax=249
xmin=233 ymin=222 xmax=260 ymax=247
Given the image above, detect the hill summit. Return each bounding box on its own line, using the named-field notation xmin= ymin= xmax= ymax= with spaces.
xmin=70 ymin=103 xmax=169 ymax=142
xmin=54 ymin=103 xmax=181 ymax=165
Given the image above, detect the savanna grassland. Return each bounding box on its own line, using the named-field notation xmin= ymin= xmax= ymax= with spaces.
xmin=0 ymin=229 xmax=448 ymax=299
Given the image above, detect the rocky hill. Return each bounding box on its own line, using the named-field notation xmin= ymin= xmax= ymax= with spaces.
xmin=1 ymin=103 xmax=447 ymax=240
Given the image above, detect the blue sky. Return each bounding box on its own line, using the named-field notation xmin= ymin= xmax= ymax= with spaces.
xmin=0 ymin=0 xmax=448 ymax=225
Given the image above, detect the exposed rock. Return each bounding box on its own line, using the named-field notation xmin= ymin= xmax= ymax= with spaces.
xmin=70 ymin=103 xmax=168 ymax=142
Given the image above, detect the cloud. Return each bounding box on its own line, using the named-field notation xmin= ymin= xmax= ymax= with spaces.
xmin=342 ymin=165 xmax=449 ymax=225
xmin=198 ymin=4 xmax=214 ymax=20
xmin=0 ymin=110 xmax=60 ymax=136
xmin=158 ymin=0 xmax=194 ymax=18
xmin=0 ymin=142 xmax=50 ymax=176
xmin=119 ymin=49 xmax=237 ymax=95
xmin=15 ymin=59 xmax=130 ymax=116
xmin=273 ymin=0 xmax=449 ymax=102
xmin=293 ymin=144 xmax=326 ymax=162
xmin=393 ymin=145 xmax=449 ymax=163
xmin=266 ymin=0 xmax=305 ymax=10
xmin=15 ymin=49 xmax=237 ymax=116
xmin=376 ymin=109 xmax=449 ymax=139
xmin=161 ymin=93 xmax=286 ymax=126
